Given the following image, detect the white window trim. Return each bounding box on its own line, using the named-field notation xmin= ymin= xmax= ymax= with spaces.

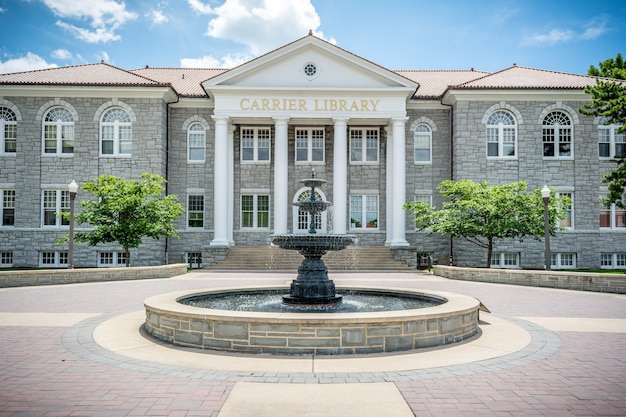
xmin=187 ymin=194 xmax=205 ymax=230
xmin=295 ymin=127 xmax=325 ymax=164
xmin=1 ymin=189 xmax=15 ymax=227
xmin=600 ymin=193 xmax=626 ymax=230
xmin=187 ymin=122 xmax=206 ymax=163
xmin=98 ymin=251 xmax=127 ymax=267
xmin=413 ymin=193 xmax=432 ymax=231
xmin=41 ymin=189 xmax=69 ymax=228
xmin=542 ymin=112 xmax=574 ymax=159
xmin=486 ymin=111 xmax=517 ymax=159
xmin=0 ymin=251 xmax=13 ymax=267
xmin=551 ymin=253 xmax=577 ymax=269
xmin=349 ymin=127 xmax=379 ymax=165
xmin=293 ymin=187 xmax=328 ymax=233
xmin=42 ymin=107 xmax=74 ymax=156
xmin=490 ymin=253 xmax=520 ymax=269
xmin=598 ymin=123 xmax=625 ymax=159
xmin=414 ymin=124 xmax=432 ymax=164
xmin=100 ymin=108 xmax=132 ymax=157
xmin=556 ymin=191 xmax=574 ymax=231
xmin=349 ymin=194 xmax=379 ymax=231
xmin=240 ymin=127 xmax=271 ymax=164
xmin=240 ymin=194 xmax=270 ymax=230
xmin=40 ymin=251 xmax=68 ymax=267
xmin=0 ymin=108 xmax=17 ymax=156
xmin=600 ymin=253 xmax=626 ymax=269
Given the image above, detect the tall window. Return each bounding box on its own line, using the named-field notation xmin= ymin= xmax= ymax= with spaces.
xmin=350 ymin=195 xmax=378 ymax=230
xmin=101 ymin=108 xmax=132 ymax=155
xmin=241 ymin=194 xmax=269 ymax=229
xmin=241 ymin=127 xmax=270 ymax=162
xmin=187 ymin=195 xmax=204 ymax=228
xmin=0 ymin=106 xmax=17 ymax=154
xmin=486 ymin=111 xmax=516 ymax=158
xmin=187 ymin=123 xmax=206 ymax=162
xmin=42 ymin=190 xmax=69 ymax=227
xmin=296 ymin=190 xmax=324 ymax=233
xmin=43 ymin=107 xmax=74 ymax=155
xmin=295 ymin=128 xmax=324 ymax=163
xmin=350 ymin=128 xmax=379 ymax=163
xmin=558 ymin=192 xmax=573 ymax=229
xmin=2 ymin=190 xmax=15 ymax=226
xmin=598 ymin=119 xmax=625 ymax=159
xmin=414 ymin=124 xmax=432 ymax=163
xmin=600 ymin=194 xmax=626 ymax=229
xmin=543 ymin=111 xmax=572 ymax=158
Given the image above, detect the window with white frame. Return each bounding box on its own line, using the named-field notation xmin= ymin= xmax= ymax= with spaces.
xmin=557 ymin=192 xmax=573 ymax=229
xmin=413 ymin=194 xmax=432 ymax=230
xmin=241 ymin=194 xmax=269 ymax=229
xmin=40 ymin=251 xmax=68 ymax=267
xmin=241 ymin=127 xmax=270 ymax=162
xmin=295 ymin=128 xmax=324 ymax=163
xmin=0 ymin=106 xmax=17 ymax=154
xmin=543 ymin=111 xmax=572 ymax=158
xmin=414 ymin=124 xmax=432 ymax=163
xmin=42 ymin=190 xmax=69 ymax=227
xmin=2 ymin=190 xmax=15 ymax=226
xmin=187 ymin=123 xmax=206 ymax=162
xmin=350 ymin=128 xmax=379 ymax=163
xmin=598 ymin=119 xmax=625 ymax=159
xmin=43 ymin=107 xmax=74 ymax=155
xmin=296 ymin=190 xmax=324 ymax=233
xmin=98 ymin=251 xmax=127 ymax=267
xmin=600 ymin=194 xmax=626 ymax=229
xmin=601 ymin=253 xmax=626 ymax=269
xmin=350 ymin=195 xmax=378 ymax=230
xmin=100 ymin=108 xmax=132 ymax=155
xmin=486 ymin=111 xmax=516 ymax=158
xmin=187 ymin=195 xmax=204 ymax=228
xmin=0 ymin=251 xmax=12 ymax=266
xmin=490 ymin=253 xmax=519 ymax=268
xmin=551 ymin=253 xmax=576 ymax=269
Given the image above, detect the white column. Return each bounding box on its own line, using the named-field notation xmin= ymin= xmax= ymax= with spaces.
xmin=332 ymin=118 xmax=349 ymax=234
xmin=385 ymin=124 xmax=393 ymax=245
xmin=391 ymin=117 xmax=409 ymax=247
xmin=210 ymin=116 xmax=230 ymax=247
xmin=227 ymin=124 xmax=235 ymax=245
xmin=273 ymin=117 xmax=289 ymax=234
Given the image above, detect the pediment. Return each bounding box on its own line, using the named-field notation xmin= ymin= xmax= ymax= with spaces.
xmin=202 ymin=35 xmax=417 ymax=93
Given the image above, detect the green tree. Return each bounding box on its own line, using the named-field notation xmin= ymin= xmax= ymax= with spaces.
xmin=59 ymin=173 xmax=185 ymax=266
xmin=404 ymin=180 xmax=568 ymax=268
xmin=579 ymin=53 xmax=626 ymax=208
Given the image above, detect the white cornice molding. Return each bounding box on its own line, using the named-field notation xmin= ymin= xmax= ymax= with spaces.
xmin=406 ymin=100 xmax=449 ymax=110
xmin=442 ymin=89 xmax=590 ymax=105
xmin=170 ymin=97 xmax=214 ymax=108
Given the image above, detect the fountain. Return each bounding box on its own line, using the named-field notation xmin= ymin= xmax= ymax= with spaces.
xmin=144 ymin=171 xmax=481 ymax=355
xmin=272 ymin=170 xmax=355 ymax=307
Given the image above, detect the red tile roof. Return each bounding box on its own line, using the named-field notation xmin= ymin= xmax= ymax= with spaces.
xmin=130 ymin=67 xmax=227 ymax=97
xmin=395 ymin=70 xmax=489 ymax=98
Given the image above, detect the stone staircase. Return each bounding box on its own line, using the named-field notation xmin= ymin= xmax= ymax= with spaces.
xmin=207 ymin=245 xmax=414 ymax=271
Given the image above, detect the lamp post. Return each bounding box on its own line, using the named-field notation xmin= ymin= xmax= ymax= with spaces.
xmin=541 ymin=185 xmax=551 ymax=271
xmin=68 ymin=180 xmax=79 ymax=269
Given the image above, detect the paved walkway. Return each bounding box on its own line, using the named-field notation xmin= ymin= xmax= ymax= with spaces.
xmin=0 ymin=271 xmax=625 ymax=416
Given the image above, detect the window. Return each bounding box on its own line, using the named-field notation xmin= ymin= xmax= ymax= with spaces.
xmin=601 ymin=253 xmax=626 ymax=269
xmin=0 ymin=106 xmax=17 ymax=154
xmin=42 ymin=190 xmax=69 ymax=227
xmin=0 ymin=251 xmax=12 ymax=266
xmin=296 ymin=190 xmax=324 ymax=233
xmin=350 ymin=195 xmax=378 ymax=230
xmin=543 ymin=111 xmax=572 ymax=158
xmin=413 ymin=194 xmax=432 ymax=231
xmin=188 ymin=195 xmax=204 ymax=228
xmin=600 ymin=194 xmax=626 ymax=229
xmin=557 ymin=192 xmax=573 ymax=229
xmin=414 ymin=124 xmax=432 ymax=163
xmin=186 ymin=252 xmax=202 ymax=268
xmin=295 ymin=128 xmax=324 ymax=163
xmin=188 ymin=123 xmax=206 ymax=162
xmin=350 ymin=128 xmax=379 ymax=163
xmin=486 ymin=111 xmax=516 ymax=158
xmin=101 ymin=108 xmax=132 ymax=155
xmin=598 ymin=120 xmax=625 ymax=159
xmin=2 ymin=190 xmax=15 ymax=226
xmin=99 ymin=251 xmax=126 ymax=267
xmin=490 ymin=253 xmax=519 ymax=269
xmin=241 ymin=127 xmax=270 ymax=162
xmin=40 ymin=251 xmax=68 ymax=267
xmin=241 ymin=194 xmax=269 ymax=229
xmin=551 ymin=253 xmax=576 ymax=269
xmin=43 ymin=107 xmax=74 ymax=155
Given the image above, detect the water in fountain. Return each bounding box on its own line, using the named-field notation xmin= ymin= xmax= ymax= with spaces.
xmin=271 ymin=169 xmax=356 ymax=307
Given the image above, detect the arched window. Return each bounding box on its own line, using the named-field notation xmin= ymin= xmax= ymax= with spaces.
xmin=100 ymin=108 xmax=132 ymax=155
xmin=414 ymin=124 xmax=432 ymax=163
xmin=292 ymin=189 xmax=327 ymax=233
xmin=543 ymin=111 xmax=572 ymax=158
xmin=0 ymin=107 xmax=17 ymax=154
xmin=43 ymin=107 xmax=74 ymax=155
xmin=187 ymin=122 xmax=206 ymax=162
xmin=486 ymin=110 xmax=516 ymax=158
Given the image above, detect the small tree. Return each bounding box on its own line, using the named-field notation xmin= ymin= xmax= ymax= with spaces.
xmin=404 ymin=180 xmax=568 ymax=268
xmin=60 ymin=173 xmax=184 ymax=266
xmin=579 ymin=53 xmax=626 ymax=207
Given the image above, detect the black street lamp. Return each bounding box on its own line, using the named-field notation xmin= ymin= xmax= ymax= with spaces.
xmin=68 ymin=180 xmax=79 ymax=269
xmin=541 ymin=185 xmax=551 ymax=271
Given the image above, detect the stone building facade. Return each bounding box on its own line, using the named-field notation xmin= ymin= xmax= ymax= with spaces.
xmin=0 ymin=35 xmax=624 ymax=270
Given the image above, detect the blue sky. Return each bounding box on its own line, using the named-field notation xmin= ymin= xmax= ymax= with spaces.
xmin=0 ymin=0 xmax=624 ymax=75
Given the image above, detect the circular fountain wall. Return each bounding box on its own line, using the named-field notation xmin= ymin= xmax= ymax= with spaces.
xmin=144 ymin=286 xmax=480 ymax=355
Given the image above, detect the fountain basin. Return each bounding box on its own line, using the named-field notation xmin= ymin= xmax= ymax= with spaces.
xmin=144 ymin=286 xmax=480 ymax=355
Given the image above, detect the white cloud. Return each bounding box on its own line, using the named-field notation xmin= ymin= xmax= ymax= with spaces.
xmin=149 ymin=9 xmax=169 ymax=25
xmin=43 ymin=0 xmax=137 ymax=43
xmin=521 ymin=28 xmax=574 ymax=46
xmin=0 ymin=53 xmax=58 ymax=74
xmin=51 ymin=49 xmax=73 ymax=60
xmin=521 ymin=16 xmax=611 ymax=47
xmin=581 ymin=16 xmax=609 ymax=40
xmin=180 ymin=52 xmax=251 ymax=68
xmin=190 ymin=0 xmax=333 ymax=57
